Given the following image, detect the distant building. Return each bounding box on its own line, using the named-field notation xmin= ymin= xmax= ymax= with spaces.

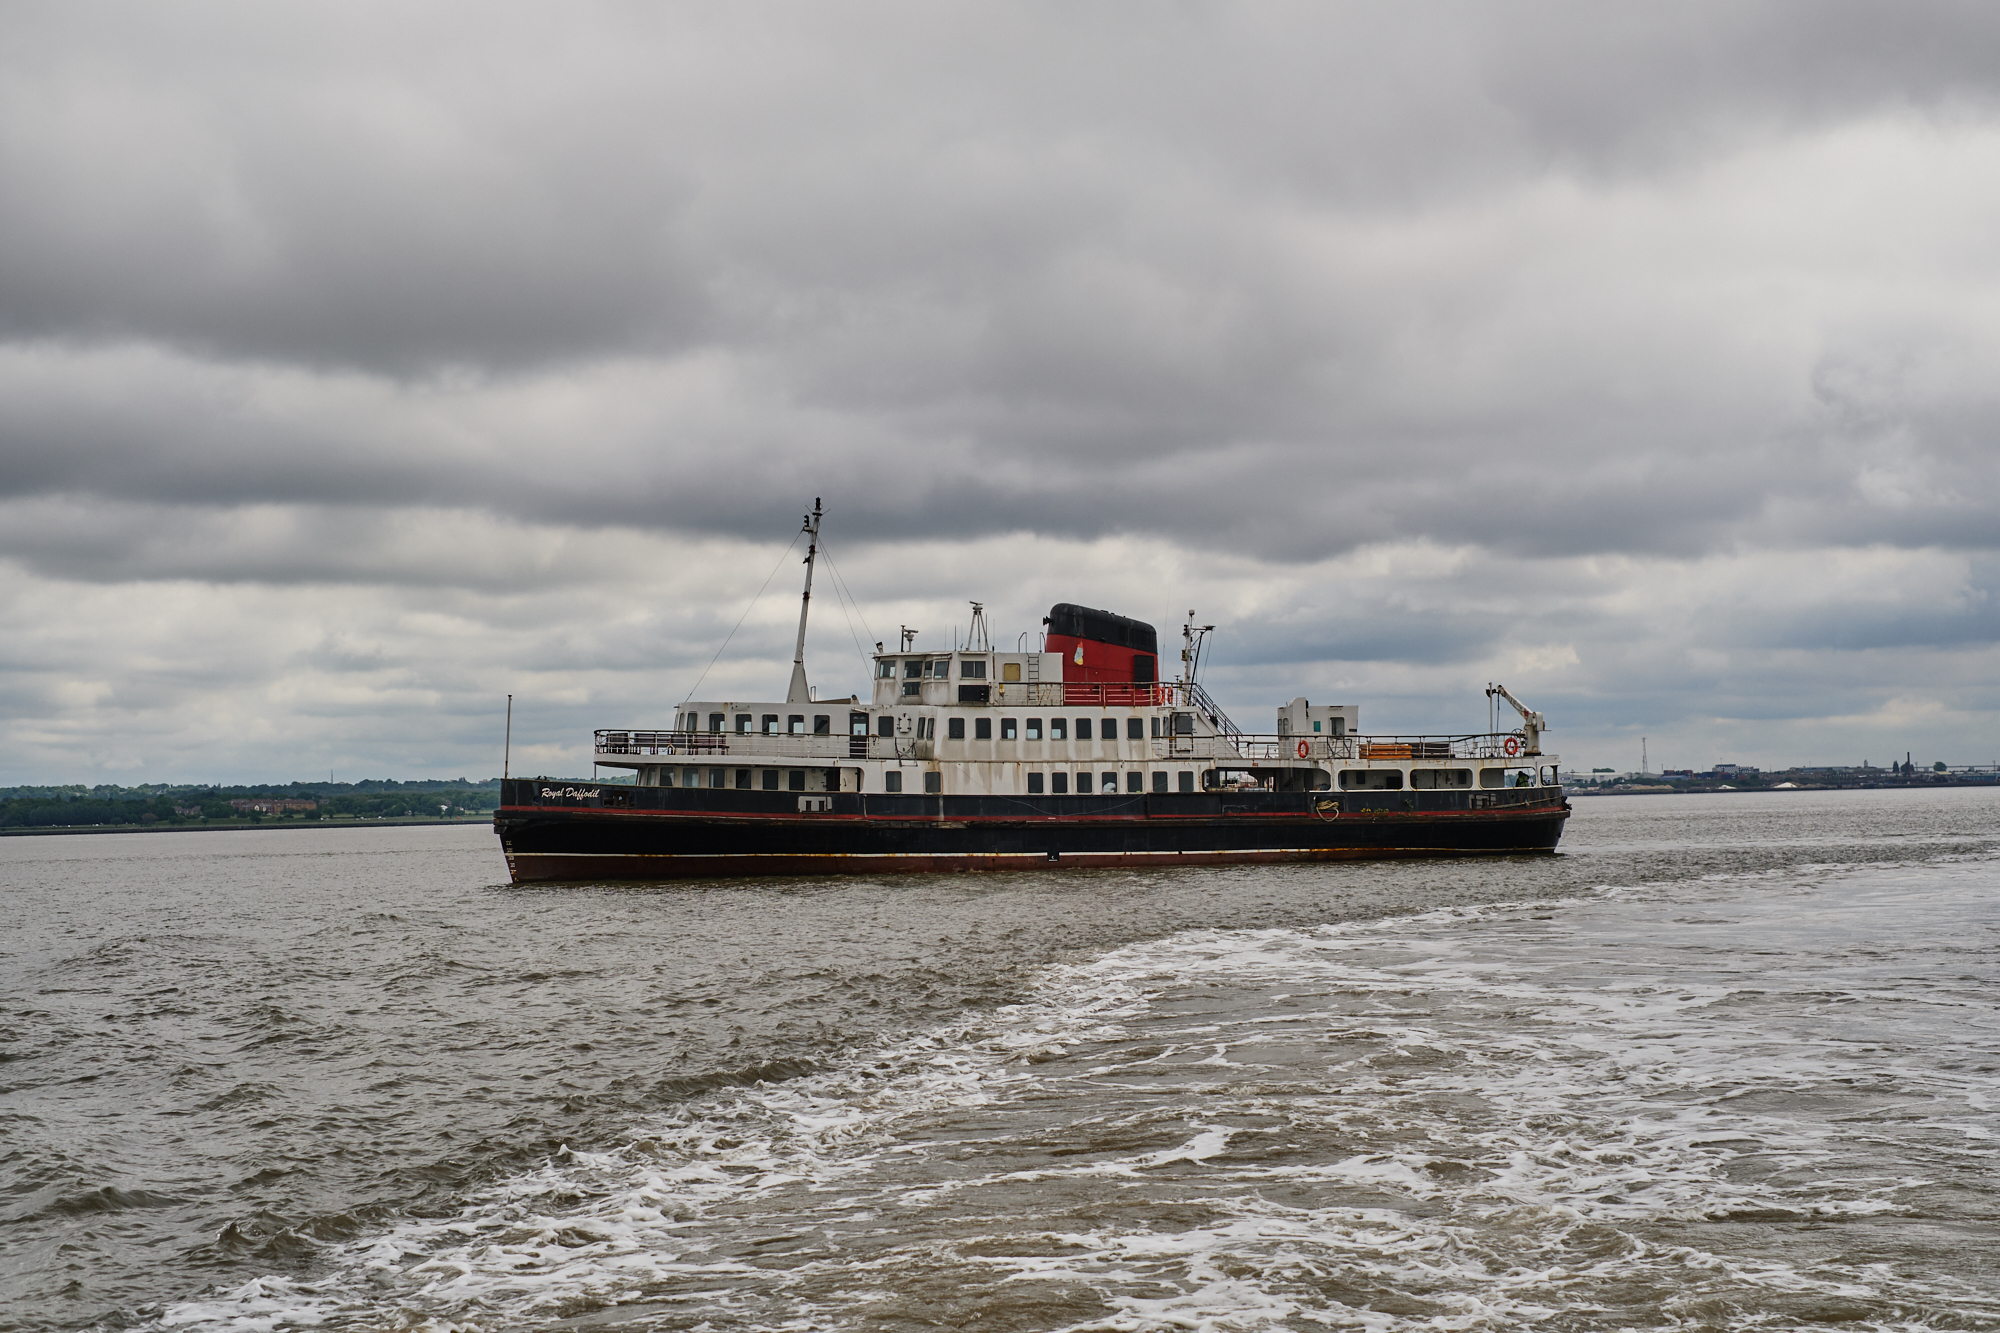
xmin=229 ymin=798 xmax=318 ymax=814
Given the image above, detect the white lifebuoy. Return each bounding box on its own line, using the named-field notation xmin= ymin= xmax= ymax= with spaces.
xmin=1503 ymin=736 xmax=1522 ymax=757
xmin=1296 ymin=740 xmax=1310 ymax=759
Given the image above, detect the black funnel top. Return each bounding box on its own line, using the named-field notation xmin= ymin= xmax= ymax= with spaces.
xmin=1044 ymin=604 xmax=1158 ymax=655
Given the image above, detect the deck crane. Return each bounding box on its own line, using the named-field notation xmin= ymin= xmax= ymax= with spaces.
xmin=1485 ymin=683 xmax=1547 ymax=755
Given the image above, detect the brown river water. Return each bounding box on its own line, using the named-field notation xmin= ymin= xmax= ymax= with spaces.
xmin=3 ymin=787 xmax=1997 ymax=1331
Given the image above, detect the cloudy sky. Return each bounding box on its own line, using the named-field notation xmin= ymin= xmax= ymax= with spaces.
xmin=5 ymin=1 xmax=1999 ymax=785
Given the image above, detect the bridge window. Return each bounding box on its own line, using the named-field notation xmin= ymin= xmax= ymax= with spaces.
xmin=905 ymin=659 xmax=923 ymax=679
xmin=975 ymin=718 xmax=992 ymax=740
xmin=1027 ymin=773 xmax=1044 ymax=794
xmin=1001 ymin=718 xmax=1018 ymax=741
xmin=813 ymin=715 xmax=830 ymax=735
xmin=1051 ymin=772 xmax=1068 ymax=794
xmin=947 ymin=717 xmax=965 ymax=740
xmin=959 ymin=659 xmax=986 ymax=679
xmin=901 ymin=682 xmax=921 ymax=698
xmin=885 ymin=771 xmax=902 ymax=792
xmin=878 ymin=660 xmax=895 ymax=678
xmin=1050 ymin=718 xmax=1067 ymax=740
xmin=1075 ymin=718 xmax=1092 ymax=741
xmin=1025 ymin=718 xmax=1042 ymax=741
xmin=1126 ymin=718 xmax=1144 ymax=740
xmin=1075 ymin=772 xmax=1092 ymax=794
xmin=925 ymin=659 xmax=949 ymax=678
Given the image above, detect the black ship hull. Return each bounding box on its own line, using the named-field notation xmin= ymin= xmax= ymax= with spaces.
xmin=494 ymin=778 xmax=1569 ymax=882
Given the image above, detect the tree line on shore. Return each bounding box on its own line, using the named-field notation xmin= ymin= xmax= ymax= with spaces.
xmin=0 ymin=779 xmax=501 ymax=829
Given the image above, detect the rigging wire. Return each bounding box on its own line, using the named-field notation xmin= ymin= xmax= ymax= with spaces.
xmin=816 ymin=540 xmax=877 ymax=669
xmin=677 ymin=531 xmax=804 ymax=706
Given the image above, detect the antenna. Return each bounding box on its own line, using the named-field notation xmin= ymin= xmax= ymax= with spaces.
xmin=900 ymin=625 xmax=918 ymax=651
xmin=786 ymin=498 xmax=822 ymax=705
xmin=503 ymin=694 xmax=512 ymax=780
xmin=967 ymin=602 xmax=991 ymax=652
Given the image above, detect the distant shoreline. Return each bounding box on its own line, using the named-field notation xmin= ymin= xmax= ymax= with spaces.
xmin=0 ymin=816 xmax=493 ymax=837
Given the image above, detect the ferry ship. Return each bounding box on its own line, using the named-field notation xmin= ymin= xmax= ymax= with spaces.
xmin=495 ymin=502 xmax=1568 ymax=881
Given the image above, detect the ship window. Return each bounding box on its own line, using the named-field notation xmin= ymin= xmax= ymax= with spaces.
xmin=885 ymin=771 xmax=902 ymax=792
xmin=878 ymin=660 xmax=895 ymax=679
xmin=1050 ymin=718 xmax=1067 ymax=740
xmin=660 ymin=768 xmax=673 ymax=787
xmin=709 ymin=713 xmax=725 ymax=732
xmin=928 ymin=659 xmax=951 ymax=678
xmin=735 ymin=715 xmax=751 ymax=733
xmin=1411 ymin=768 xmax=1472 ymax=789
xmin=1178 ymin=771 xmax=1194 ymax=792
xmin=1313 ymin=720 xmax=1321 ymax=732
xmin=878 ymin=715 xmax=894 ymax=737
xmin=905 ymin=659 xmax=923 ymax=679
xmin=1076 ymin=772 xmax=1092 ymax=794
xmin=957 ymin=684 xmax=990 ymax=704
xmin=1339 ymin=769 xmax=1404 ymax=790
xmin=1102 ymin=771 xmax=1118 ymax=793
xmin=788 ymin=769 xmax=805 ymax=791
xmin=1051 ymin=772 xmax=1068 ymax=794
xmin=850 ymin=712 xmax=869 ymax=736
xmin=1076 ymin=718 xmax=1092 ymax=741
xmin=975 ymin=717 xmax=992 ymax=740
xmin=924 ymin=772 xmax=941 ymax=794
xmin=901 ymin=682 xmax=920 ymax=698
xmin=709 ymin=768 xmax=725 ymax=787
xmin=948 ymin=717 xmax=965 ymax=740
xmin=1026 ymin=718 xmax=1042 ymax=740
xmin=1126 ymin=718 xmax=1144 ymax=740
xmin=813 ymin=715 xmax=830 ymax=735
xmin=759 ymin=768 xmax=777 ymax=790
xmin=1173 ymin=713 xmax=1193 ymax=735
xmin=1151 ymin=717 xmax=1161 ymax=738
xmin=789 ymin=715 xmax=805 ymax=734
xmin=735 ymin=769 xmax=751 ymax=789
xmin=1001 ymin=718 xmax=1018 ymax=741
xmin=959 ymin=659 xmax=986 ymax=679
xmin=1126 ymin=771 xmax=1144 ymax=793
xmin=1152 ymin=771 xmax=1168 ymax=793
xmin=684 ymin=767 xmax=699 ymax=786
xmin=1027 ymin=772 xmax=1044 ymax=794
xmin=762 ymin=714 xmax=778 ymax=734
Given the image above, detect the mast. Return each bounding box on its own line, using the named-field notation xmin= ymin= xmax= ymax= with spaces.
xmin=786 ymin=498 xmax=822 ymax=704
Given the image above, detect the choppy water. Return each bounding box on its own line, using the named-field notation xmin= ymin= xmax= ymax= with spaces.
xmin=4 ymin=789 xmax=1998 ymax=1332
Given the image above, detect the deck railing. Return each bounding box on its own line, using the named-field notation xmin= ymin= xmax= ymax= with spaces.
xmin=599 ymin=728 xmax=1544 ymax=766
